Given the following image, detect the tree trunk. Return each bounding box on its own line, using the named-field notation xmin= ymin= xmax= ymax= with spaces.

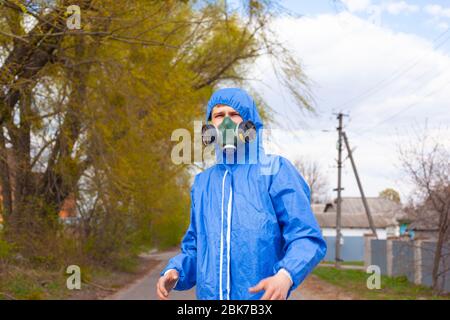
xmin=431 ymin=198 xmax=449 ymax=294
xmin=0 ymin=130 xmax=13 ymax=219
xmin=0 ymin=1 xmax=93 ymax=243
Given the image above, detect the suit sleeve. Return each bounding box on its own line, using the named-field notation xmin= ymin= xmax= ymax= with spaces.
xmin=160 ymin=178 xmax=198 ymax=290
xmin=269 ymin=157 xmax=327 ymax=292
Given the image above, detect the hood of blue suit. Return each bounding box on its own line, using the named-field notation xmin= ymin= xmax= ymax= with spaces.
xmin=206 ymin=88 xmax=265 ymax=165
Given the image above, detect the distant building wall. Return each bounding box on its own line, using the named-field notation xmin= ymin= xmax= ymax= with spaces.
xmin=322 ymin=228 xmax=388 ymax=239
xmin=323 ymin=236 xmax=365 ymax=261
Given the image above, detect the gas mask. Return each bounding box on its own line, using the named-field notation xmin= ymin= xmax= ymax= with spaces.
xmin=201 ymin=116 xmax=256 ymax=152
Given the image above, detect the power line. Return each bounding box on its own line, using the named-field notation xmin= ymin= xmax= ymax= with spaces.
xmin=333 ymin=26 xmax=450 ymax=112
xmin=355 ymin=79 xmax=450 ymax=137
xmin=350 ymin=56 xmax=450 ymax=122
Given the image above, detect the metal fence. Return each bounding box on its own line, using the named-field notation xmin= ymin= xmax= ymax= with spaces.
xmin=323 ymin=236 xmax=365 ymax=262
xmin=364 ymin=236 xmax=450 ymax=293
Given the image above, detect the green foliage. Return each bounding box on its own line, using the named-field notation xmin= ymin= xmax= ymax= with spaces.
xmin=0 ymin=0 xmax=312 ymax=270
xmin=0 ymin=235 xmax=14 ymax=260
xmin=2 ymin=274 xmax=45 ymax=300
xmin=0 ymin=267 xmax=70 ymax=300
xmin=379 ymin=188 xmax=401 ymax=204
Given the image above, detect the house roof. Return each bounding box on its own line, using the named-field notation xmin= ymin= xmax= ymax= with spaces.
xmin=322 ymin=197 xmax=401 ymax=215
xmin=312 ymin=197 xmax=402 ymax=228
xmin=406 ymin=188 xmax=449 ymax=231
xmin=408 ymin=209 xmax=440 ymax=231
xmin=315 ymin=212 xmax=397 ymax=228
xmin=311 ymin=203 xmax=325 ymax=214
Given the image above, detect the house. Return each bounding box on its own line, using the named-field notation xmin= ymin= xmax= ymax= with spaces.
xmin=396 ymin=187 xmax=450 ymax=241
xmin=399 ymin=207 xmax=441 ymax=241
xmin=312 ymin=197 xmax=403 ymax=262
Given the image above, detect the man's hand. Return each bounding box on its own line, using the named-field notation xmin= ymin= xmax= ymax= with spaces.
xmin=248 ymin=271 xmax=292 ymax=300
xmin=156 ymin=269 xmax=179 ymax=300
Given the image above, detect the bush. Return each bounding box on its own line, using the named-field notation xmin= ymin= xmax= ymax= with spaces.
xmin=0 ymin=236 xmax=14 ymax=261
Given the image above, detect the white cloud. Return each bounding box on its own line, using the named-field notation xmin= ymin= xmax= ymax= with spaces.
xmin=437 ymin=21 xmax=449 ymax=31
xmin=385 ymin=1 xmax=419 ymax=15
xmin=424 ymin=4 xmax=450 ymax=31
xmin=341 ymin=0 xmax=419 ymax=16
xmin=250 ymin=13 xmax=450 ymax=199
xmin=341 ymin=0 xmax=372 ymax=13
xmin=424 ymin=4 xmax=450 ymax=18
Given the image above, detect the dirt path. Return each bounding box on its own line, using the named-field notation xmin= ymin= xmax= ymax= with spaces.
xmin=291 ymin=274 xmax=359 ymax=300
xmin=106 ymin=249 xmax=357 ymax=300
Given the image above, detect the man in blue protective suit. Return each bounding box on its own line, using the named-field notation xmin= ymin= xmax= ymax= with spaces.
xmin=156 ymin=88 xmax=327 ymax=300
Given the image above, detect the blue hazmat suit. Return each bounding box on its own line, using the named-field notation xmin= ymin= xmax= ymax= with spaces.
xmin=161 ymin=88 xmax=327 ymax=300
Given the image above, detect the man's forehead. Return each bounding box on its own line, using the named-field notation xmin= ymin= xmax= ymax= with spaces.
xmin=212 ymin=104 xmax=238 ymax=113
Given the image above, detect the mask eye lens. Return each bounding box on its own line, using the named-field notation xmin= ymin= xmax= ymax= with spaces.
xmin=238 ymin=121 xmax=256 ymax=143
xmin=201 ymin=124 xmax=217 ymax=146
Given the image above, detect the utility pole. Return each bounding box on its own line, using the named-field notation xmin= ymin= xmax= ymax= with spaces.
xmin=334 ymin=113 xmax=345 ymax=269
xmin=342 ymin=132 xmax=378 ymax=239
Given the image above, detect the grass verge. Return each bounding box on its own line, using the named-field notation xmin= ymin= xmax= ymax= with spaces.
xmin=322 ymin=260 xmax=364 ymax=266
xmin=312 ymin=266 xmax=450 ymax=300
xmin=0 ymin=255 xmax=160 ymax=300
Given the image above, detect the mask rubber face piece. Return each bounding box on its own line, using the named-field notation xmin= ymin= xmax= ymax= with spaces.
xmin=218 ymin=116 xmax=238 ymax=152
xmin=201 ymin=117 xmax=257 ymax=151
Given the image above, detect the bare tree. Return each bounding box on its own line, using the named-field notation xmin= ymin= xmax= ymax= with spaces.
xmin=293 ymin=157 xmax=329 ymax=204
xmin=399 ymin=127 xmax=450 ymax=294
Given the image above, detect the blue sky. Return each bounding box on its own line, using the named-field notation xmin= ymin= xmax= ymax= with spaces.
xmin=244 ymin=0 xmax=450 ymax=201
xmin=282 ymin=0 xmax=450 ymax=46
